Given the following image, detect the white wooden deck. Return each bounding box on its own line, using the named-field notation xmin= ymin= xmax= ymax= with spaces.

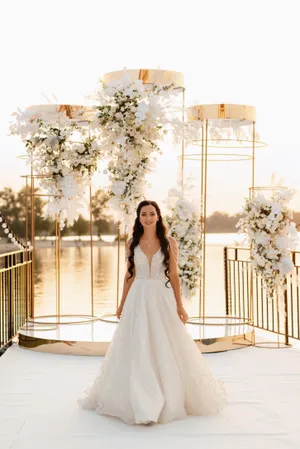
xmin=0 ymin=338 xmax=299 ymax=449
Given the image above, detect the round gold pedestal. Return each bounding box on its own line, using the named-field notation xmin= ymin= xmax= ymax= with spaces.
xmin=18 ymin=315 xmax=253 ymax=355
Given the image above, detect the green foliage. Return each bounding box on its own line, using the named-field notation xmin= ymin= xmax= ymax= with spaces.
xmin=0 ymin=186 xmax=116 ymax=238
xmin=0 ymin=187 xmax=54 ymax=238
xmin=91 ymin=188 xmax=116 ymax=235
xmin=2 ymin=186 xmax=296 ymax=238
xmin=69 ymin=214 xmax=89 ymax=237
xmin=206 ymin=211 xmax=243 ymax=233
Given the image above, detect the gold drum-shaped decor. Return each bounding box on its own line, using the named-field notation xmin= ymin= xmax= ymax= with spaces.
xmin=187 ymin=104 xmax=256 ymax=126
xmin=103 ymin=69 xmax=184 ymax=89
xmin=24 ymin=104 xmax=95 ymax=123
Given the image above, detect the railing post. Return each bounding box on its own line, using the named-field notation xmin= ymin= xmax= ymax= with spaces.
xmin=284 ymin=282 xmax=289 ymax=346
xmin=224 ymin=246 xmax=230 ymax=315
xmin=1 ymin=249 xmax=31 ymax=355
xmin=6 ymin=255 xmax=13 ymax=344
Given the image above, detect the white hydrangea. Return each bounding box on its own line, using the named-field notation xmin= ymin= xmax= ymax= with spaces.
xmin=10 ymin=110 xmax=102 ymax=229
xmin=237 ymin=188 xmax=298 ymax=298
xmin=166 ymin=187 xmax=202 ymax=299
xmin=94 ymin=75 xmax=181 ymax=230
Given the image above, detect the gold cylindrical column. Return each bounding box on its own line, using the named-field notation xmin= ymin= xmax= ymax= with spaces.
xmin=30 ymin=169 xmax=35 ymax=318
xmin=103 ymin=69 xmax=184 ymax=90
xmin=89 ymin=186 xmax=94 ymax=316
xmin=180 ymin=88 xmax=186 ymax=190
xmin=116 ymin=221 xmax=121 ymax=309
xmin=184 ymin=104 xmax=264 ymax=326
xmin=19 ymin=103 xmax=97 ymax=325
xmin=55 ymin=219 xmax=61 ymax=323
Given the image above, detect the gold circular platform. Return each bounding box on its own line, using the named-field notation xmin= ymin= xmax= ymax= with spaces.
xmin=18 ymin=316 xmax=254 ymax=355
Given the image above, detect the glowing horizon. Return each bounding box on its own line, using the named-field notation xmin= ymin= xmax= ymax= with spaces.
xmin=1 ymin=0 xmax=300 ymax=214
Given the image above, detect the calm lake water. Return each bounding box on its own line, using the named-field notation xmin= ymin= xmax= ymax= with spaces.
xmin=33 ymin=233 xmax=244 ymax=317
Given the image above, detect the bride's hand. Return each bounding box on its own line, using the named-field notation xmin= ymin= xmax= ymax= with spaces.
xmin=177 ymin=306 xmax=189 ymax=324
xmin=116 ymin=304 xmax=123 ymax=319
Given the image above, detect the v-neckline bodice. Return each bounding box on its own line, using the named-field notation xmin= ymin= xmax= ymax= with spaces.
xmin=138 ymin=244 xmax=161 ymax=270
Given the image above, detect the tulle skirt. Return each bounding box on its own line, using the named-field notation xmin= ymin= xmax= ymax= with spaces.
xmin=79 ymin=279 xmax=226 ymax=424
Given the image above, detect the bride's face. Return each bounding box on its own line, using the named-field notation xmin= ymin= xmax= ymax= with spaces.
xmin=139 ymin=205 xmax=159 ymax=229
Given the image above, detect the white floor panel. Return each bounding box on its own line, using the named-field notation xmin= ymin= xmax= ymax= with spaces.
xmin=0 ymin=342 xmax=299 ymax=449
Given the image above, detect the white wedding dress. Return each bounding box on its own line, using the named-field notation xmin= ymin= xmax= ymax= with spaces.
xmin=79 ymin=242 xmax=226 ymax=424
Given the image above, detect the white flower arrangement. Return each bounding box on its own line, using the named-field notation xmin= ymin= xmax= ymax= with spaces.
xmin=93 ymin=74 xmax=185 ymax=231
xmin=10 ymin=109 xmax=101 ymax=229
xmin=166 ymin=187 xmax=202 ymax=299
xmin=10 ymin=76 xmax=200 ymax=233
xmin=237 ymin=188 xmax=298 ymax=298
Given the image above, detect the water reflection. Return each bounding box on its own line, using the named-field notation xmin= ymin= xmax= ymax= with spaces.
xmin=34 ymin=244 xmax=227 ymax=317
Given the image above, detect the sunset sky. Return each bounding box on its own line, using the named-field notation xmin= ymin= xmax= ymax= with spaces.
xmin=1 ymin=0 xmax=300 ymax=215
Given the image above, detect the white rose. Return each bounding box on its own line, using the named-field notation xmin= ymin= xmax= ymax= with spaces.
xmin=62 ymin=166 xmax=71 ymax=177
xmin=289 ymin=222 xmax=298 ymax=237
xmin=111 ymin=181 xmax=126 ymax=196
xmin=117 ymin=136 xmax=127 ymax=147
xmin=104 ymin=86 xmax=116 ymax=97
xmin=135 ymin=101 xmax=148 ymax=122
xmin=91 ymin=140 xmax=100 ymax=151
xmin=266 ymin=248 xmax=278 ymax=260
xmin=275 ymin=235 xmax=290 ymax=250
xmin=73 ymin=143 xmax=85 ymax=154
xmin=279 ymin=256 xmax=294 ymax=275
xmin=46 ymin=136 xmax=60 ymax=149
xmin=271 ymin=203 xmax=282 ymax=215
xmin=254 ymin=233 xmax=270 ymax=245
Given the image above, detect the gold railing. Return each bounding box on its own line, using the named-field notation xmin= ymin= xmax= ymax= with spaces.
xmin=224 ymin=246 xmax=300 ymax=343
xmin=0 ymin=249 xmax=32 ymax=354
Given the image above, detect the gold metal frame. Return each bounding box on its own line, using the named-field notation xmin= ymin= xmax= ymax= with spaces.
xmin=20 ymin=104 xmax=96 ymax=326
xmin=27 ymin=314 xmax=99 ymax=325
xmin=0 ymin=249 xmax=32 ymax=350
xmin=19 ymin=324 xmax=59 ymax=331
xmin=254 ymin=341 xmax=292 ymax=349
xmin=188 ymin=315 xmax=252 ymax=326
xmin=179 ymin=153 xmax=254 ymax=162
xmin=23 ymin=175 xmax=97 ymax=325
xmin=98 ymin=313 xmax=119 ymax=324
xmin=224 ymin=245 xmax=297 ymax=347
xmin=189 ymin=139 xmax=266 ymax=149
xmin=183 ymin=103 xmax=263 ymax=329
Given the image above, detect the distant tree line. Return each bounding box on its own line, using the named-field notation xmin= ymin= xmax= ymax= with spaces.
xmin=206 ymin=210 xmax=300 ymax=233
xmin=1 ymin=187 xmax=300 ymax=237
xmin=0 ymin=187 xmax=117 ymax=238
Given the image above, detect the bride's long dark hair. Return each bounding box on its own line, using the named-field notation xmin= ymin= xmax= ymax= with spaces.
xmin=127 ymin=200 xmax=170 ymax=283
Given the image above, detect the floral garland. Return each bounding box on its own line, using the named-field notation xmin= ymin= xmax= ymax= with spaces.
xmin=10 ymin=109 xmax=101 ymax=229
xmin=0 ymin=212 xmax=32 ymax=251
xmin=237 ymin=188 xmax=298 ymax=298
xmin=165 ymin=187 xmax=202 ymax=299
xmin=93 ymin=74 xmax=182 ymax=231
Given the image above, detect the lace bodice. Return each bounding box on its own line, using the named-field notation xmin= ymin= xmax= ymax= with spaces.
xmin=134 ymin=245 xmax=166 ymax=280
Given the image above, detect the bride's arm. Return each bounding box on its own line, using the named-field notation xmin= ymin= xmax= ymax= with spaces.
xmin=168 ymin=236 xmax=189 ymax=323
xmin=117 ymin=240 xmax=135 ymax=315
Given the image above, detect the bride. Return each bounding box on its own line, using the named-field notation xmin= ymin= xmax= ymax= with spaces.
xmin=79 ymin=200 xmax=226 ymax=424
